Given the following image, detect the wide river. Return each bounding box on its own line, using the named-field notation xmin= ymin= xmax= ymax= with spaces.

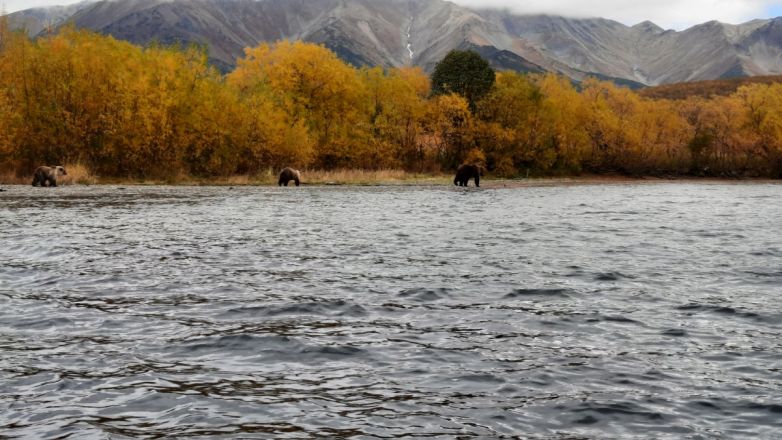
xmin=1 ymin=183 xmax=781 ymax=439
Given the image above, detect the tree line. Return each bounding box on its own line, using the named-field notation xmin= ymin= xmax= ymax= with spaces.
xmin=1 ymin=24 xmax=781 ymax=179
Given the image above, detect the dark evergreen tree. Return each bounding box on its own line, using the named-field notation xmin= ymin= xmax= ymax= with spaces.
xmin=431 ymin=50 xmax=496 ymax=111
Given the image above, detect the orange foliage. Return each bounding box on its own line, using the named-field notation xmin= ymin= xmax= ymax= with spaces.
xmin=639 ymin=75 xmax=782 ymax=100
xmin=1 ymin=27 xmax=782 ymax=179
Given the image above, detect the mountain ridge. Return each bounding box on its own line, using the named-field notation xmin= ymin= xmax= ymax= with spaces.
xmin=5 ymin=0 xmax=782 ymax=85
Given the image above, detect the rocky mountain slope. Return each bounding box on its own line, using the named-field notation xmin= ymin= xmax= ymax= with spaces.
xmin=5 ymin=0 xmax=782 ymax=85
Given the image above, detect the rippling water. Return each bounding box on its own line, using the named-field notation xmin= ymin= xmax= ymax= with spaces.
xmin=1 ymin=183 xmax=781 ymax=439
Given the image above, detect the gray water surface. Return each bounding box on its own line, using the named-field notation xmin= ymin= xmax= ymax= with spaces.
xmin=1 ymin=183 xmax=781 ymax=439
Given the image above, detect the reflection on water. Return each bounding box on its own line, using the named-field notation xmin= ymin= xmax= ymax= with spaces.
xmin=1 ymin=183 xmax=781 ymax=438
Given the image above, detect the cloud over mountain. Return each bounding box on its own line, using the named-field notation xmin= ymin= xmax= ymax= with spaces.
xmin=451 ymin=0 xmax=779 ymax=29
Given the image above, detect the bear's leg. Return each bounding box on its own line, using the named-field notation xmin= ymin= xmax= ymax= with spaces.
xmin=32 ymin=175 xmax=39 ymax=186
xmin=294 ymin=178 xmax=300 ymax=187
xmin=474 ymin=174 xmax=480 ymax=187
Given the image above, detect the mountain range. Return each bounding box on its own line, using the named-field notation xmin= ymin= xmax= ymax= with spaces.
xmin=6 ymin=0 xmax=782 ymax=86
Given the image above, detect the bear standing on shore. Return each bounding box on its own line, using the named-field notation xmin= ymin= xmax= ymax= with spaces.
xmin=32 ymin=166 xmax=67 ymax=187
xmin=278 ymin=167 xmax=301 ymax=186
xmin=454 ymin=164 xmax=481 ymax=187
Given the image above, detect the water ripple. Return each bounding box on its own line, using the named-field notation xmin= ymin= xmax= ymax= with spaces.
xmin=1 ymin=183 xmax=781 ymax=438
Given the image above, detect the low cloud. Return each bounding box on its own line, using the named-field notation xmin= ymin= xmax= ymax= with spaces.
xmin=4 ymin=0 xmax=77 ymax=13
xmin=4 ymin=0 xmax=779 ymax=29
xmin=450 ymin=0 xmax=778 ymax=29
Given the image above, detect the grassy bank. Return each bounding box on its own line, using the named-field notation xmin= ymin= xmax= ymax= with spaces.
xmin=0 ymin=167 xmax=453 ymax=186
xmin=3 ymin=166 xmax=777 ymax=188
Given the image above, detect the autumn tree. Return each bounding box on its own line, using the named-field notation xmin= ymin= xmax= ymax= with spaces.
xmin=736 ymin=84 xmax=782 ymax=176
xmin=229 ymin=40 xmax=370 ymax=168
xmin=475 ymin=72 xmax=591 ymax=176
xmin=2 ymin=27 xmax=782 ymax=180
xmin=0 ymin=27 xmax=249 ymax=178
xmin=424 ymin=93 xmax=473 ymax=169
xmin=0 ymin=18 xmax=15 ymax=166
xmin=362 ymin=66 xmax=430 ymax=169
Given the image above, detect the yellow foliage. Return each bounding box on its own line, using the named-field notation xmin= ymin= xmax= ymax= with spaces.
xmin=464 ymin=148 xmax=486 ymax=165
xmin=61 ymin=162 xmax=96 ymax=185
xmin=229 ymin=41 xmax=370 ymax=168
xmin=1 ymin=28 xmax=781 ymax=179
xmin=423 ymin=93 xmax=473 ymax=169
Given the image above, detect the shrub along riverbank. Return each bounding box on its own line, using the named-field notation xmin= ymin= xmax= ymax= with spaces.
xmin=2 ymin=22 xmax=782 ymax=180
xmin=3 ymin=167 xmax=774 ymax=188
xmin=0 ymin=166 xmax=452 ymax=186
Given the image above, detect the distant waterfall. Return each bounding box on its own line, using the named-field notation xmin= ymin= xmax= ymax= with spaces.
xmin=406 ymin=17 xmax=414 ymax=60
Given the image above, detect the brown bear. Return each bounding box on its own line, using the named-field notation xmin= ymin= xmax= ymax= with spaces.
xmin=32 ymin=166 xmax=67 ymax=187
xmin=278 ymin=167 xmax=301 ymax=186
xmin=454 ymin=164 xmax=481 ymax=187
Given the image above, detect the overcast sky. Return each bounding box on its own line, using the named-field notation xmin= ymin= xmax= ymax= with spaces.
xmin=452 ymin=0 xmax=782 ymax=29
xmin=4 ymin=0 xmax=782 ymax=29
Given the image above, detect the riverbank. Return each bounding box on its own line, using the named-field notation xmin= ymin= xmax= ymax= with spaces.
xmin=1 ymin=167 xmax=778 ymax=188
xmin=0 ymin=168 xmax=448 ymax=187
